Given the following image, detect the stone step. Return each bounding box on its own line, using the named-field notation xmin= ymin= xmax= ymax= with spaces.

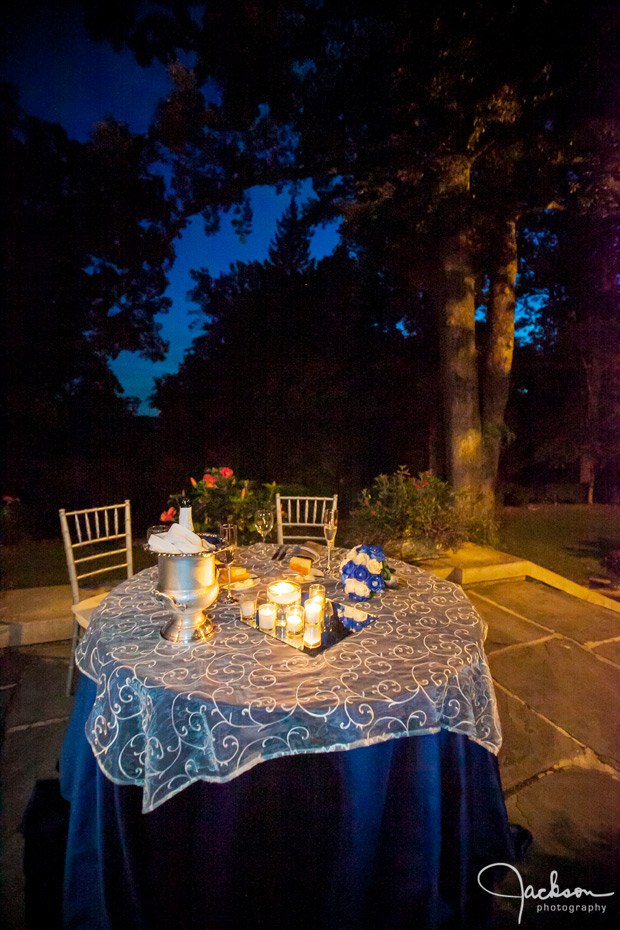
xmin=420 ymin=543 xmax=620 ymax=615
xmin=468 ymin=578 xmax=620 ymax=646
xmin=0 ymin=586 xmax=75 ymax=646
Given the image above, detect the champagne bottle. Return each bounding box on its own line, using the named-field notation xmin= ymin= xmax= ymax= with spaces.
xmin=179 ymin=497 xmax=194 ymax=531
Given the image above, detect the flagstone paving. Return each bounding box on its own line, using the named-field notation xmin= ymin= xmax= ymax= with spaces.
xmin=471 ymin=579 xmax=620 ymax=644
xmin=467 ymin=590 xmax=552 ymax=652
xmin=469 ymin=578 xmax=620 ymax=930
xmin=499 ymin=770 xmax=620 ymax=930
xmin=489 ymin=637 xmax=620 ymax=770
xmin=592 ymin=639 xmax=620 ymax=664
xmin=0 ymin=642 xmax=73 ymax=930
xmin=492 ymin=686 xmax=583 ymax=792
xmin=0 ymin=577 xmax=619 ymax=929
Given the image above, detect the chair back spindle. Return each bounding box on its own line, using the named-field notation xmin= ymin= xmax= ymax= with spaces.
xmin=275 ymin=493 xmax=338 ymax=545
xmin=59 ymin=500 xmax=133 ymax=694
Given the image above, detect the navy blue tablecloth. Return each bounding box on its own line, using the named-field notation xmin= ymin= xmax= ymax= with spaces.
xmin=60 ymin=675 xmax=514 ymax=930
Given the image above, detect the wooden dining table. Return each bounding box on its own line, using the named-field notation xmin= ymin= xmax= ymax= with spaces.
xmin=60 ymin=544 xmax=515 ymax=930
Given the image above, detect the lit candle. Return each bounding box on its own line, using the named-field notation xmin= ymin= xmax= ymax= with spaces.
xmin=267 ymin=581 xmax=301 ymax=605
xmin=258 ymin=602 xmax=276 ymax=631
xmin=308 ymin=584 xmax=326 ymax=603
xmin=239 ymin=595 xmax=257 ymax=624
xmin=303 ymin=622 xmax=321 ymax=649
xmin=304 ymin=598 xmax=323 ymax=626
xmin=286 ymin=604 xmax=304 ymax=635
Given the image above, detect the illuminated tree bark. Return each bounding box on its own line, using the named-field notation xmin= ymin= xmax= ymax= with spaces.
xmin=480 ymin=218 xmax=518 ymax=505
xmin=438 ymin=231 xmax=482 ymax=493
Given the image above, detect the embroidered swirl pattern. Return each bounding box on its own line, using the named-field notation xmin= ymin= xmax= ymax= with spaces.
xmin=76 ymin=545 xmax=501 ymax=812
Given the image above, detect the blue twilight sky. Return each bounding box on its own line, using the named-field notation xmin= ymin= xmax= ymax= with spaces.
xmin=2 ymin=2 xmax=341 ymax=413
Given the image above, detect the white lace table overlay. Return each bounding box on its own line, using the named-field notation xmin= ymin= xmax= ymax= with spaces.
xmin=76 ymin=545 xmax=502 ymax=812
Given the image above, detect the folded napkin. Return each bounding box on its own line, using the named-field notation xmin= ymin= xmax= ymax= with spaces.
xmin=149 ymin=523 xmax=208 ymax=554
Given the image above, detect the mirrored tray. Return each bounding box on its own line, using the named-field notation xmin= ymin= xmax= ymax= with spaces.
xmin=240 ymin=597 xmax=380 ymax=655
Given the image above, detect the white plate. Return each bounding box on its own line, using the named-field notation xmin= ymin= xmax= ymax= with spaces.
xmin=221 ymin=574 xmax=258 ymax=591
xmin=282 ymin=569 xmax=324 ymax=584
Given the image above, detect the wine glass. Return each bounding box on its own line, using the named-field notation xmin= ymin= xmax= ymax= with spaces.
xmin=146 ymin=525 xmax=169 ymax=551
xmin=218 ymin=524 xmax=238 ymax=600
xmin=254 ymin=508 xmax=274 ymax=553
xmin=323 ymin=508 xmax=338 ymax=573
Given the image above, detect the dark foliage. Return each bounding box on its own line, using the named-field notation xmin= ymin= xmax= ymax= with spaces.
xmin=3 ymin=2 xmax=619 ymax=530
xmin=79 ymin=1 xmax=620 ymax=503
xmin=0 ymin=86 xmax=181 ymax=528
xmin=152 ymin=199 xmax=427 ymax=490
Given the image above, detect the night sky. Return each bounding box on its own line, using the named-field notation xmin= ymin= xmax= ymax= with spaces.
xmin=2 ymin=2 xmax=341 ymax=413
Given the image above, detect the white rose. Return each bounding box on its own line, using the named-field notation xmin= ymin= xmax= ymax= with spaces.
xmin=345 ymin=578 xmax=370 ymax=598
xmin=366 ymin=558 xmax=382 ymax=574
xmin=354 ymin=552 xmax=368 ymax=565
xmin=344 ymin=604 xmax=367 ymax=623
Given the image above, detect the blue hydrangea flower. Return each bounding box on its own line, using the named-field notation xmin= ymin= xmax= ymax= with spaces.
xmin=341 ymin=561 xmax=356 ymax=578
xmin=369 ymin=545 xmax=385 ymax=562
xmin=354 ymin=564 xmax=370 ymax=582
xmin=359 ymin=544 xmax=372 ymax=556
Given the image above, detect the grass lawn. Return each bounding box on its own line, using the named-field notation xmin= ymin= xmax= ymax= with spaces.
xmin=2 ymin=505 xmax=618 ymax=590
xmin=497 ymin=504 xmax=620 ymax=588
xmin=1 ymin=538 xmax=154 ymax=590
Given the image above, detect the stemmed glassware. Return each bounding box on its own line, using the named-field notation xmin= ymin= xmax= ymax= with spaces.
xmin=323 ymin=508 xmax=338 ymax=574
xmin=254 ymin=508 xmax=274 ymax=554
xmin=218 ymin=524 xmax=238 ymax=601
xmin=146 ymin=525 xmax=169 ymax=547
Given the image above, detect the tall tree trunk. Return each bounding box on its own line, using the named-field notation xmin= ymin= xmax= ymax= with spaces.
xmin=480 ymin=218 xmax=518 ymax=509
xmin=582 ymin=356 xmax=602 ymax=504
xmin=576 ymin=215 xmax=612 ymax=505
xmin=438 ymin=231 xmax=482 ymax=492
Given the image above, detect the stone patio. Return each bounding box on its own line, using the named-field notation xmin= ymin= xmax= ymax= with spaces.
xmin=1 ymin=568 xmax=619 ymax=929
xmin=468 ymin=578 xmax=620 ymax=930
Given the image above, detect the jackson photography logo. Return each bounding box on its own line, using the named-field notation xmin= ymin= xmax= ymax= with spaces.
xmin=477 ymin=863 xmax=615 ymax=925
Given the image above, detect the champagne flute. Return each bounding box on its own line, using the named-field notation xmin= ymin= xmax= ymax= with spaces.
xmin=323 ymin=508 xmax=338 ymax=573
xmin=219 ymin=524 xmax=238 ymax=600
xmin=254 ymin=508 xmax=274 ymax=554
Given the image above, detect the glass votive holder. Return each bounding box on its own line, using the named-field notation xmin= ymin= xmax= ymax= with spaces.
xmin=239 ymin=593 xmax=257 ymax=626
xmin=286 ymin=604 xmax=304 ymax=637
xmin=146 ymin=525 xmax=170 ymax=551
xmin=308 ymin=583 xmax=326 ymax=603
xmin=304 ymin=596 xmax=323 ymax=627
xmin=303 ymin=619 xmax=322 ymax=650
xmin=267 ymin=580 xmax=301 ymax=627
xmin=257 ymin=602 xmax=277 ymax=632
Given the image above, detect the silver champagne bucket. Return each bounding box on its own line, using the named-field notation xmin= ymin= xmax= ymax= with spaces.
xmin=151 ymin=540 xmax=227 ymax=643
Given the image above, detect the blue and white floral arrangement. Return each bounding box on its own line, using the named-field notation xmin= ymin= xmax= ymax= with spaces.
xmin=340 ymin=544 xmax=391 ymax=602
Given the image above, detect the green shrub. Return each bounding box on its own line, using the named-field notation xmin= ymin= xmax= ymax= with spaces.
xmin=499 ymin=482 xmax=586 ymax=506
xmin=540 ymin=483 xmax=586 ymax=504
xmin=0 ymin=496 xmax=24 ymax=545
xmin=497 ymin=483 xmax=535 ymax=507
xmin=164 ymin=467 xmax=279 ymax=542
xmin=347 ymin=467 xmax=498 ymax=559
xmin=604 ymin=548 xmax=620 ymax=578
xmin=347 ymin=467 xmax=468 ymax=558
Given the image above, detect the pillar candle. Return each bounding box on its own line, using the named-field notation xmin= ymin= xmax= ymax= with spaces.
xmin=258 ymin=602 xmax=276 ymax=630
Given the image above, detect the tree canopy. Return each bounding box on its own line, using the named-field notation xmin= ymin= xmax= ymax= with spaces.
xmin=152 ymin=197 xmax=423 ymax=487
xmin=4 ymin=2 xmax=618 ymax=523
xmin=81 ymin=1 xmax=619 ymax=503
